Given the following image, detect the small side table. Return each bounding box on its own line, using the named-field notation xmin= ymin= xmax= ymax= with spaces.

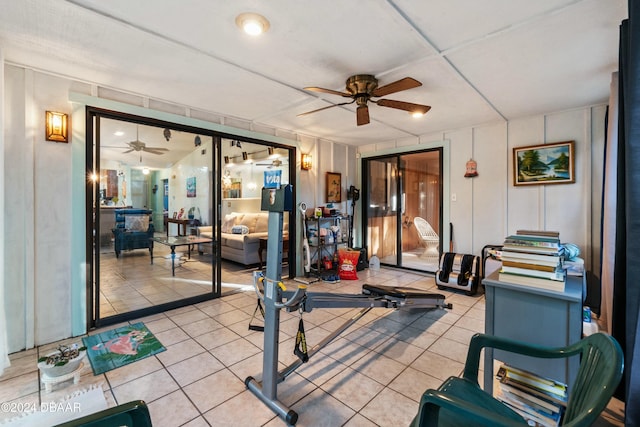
xmin=40 ymin=362 xmax=84 ymax=392
xmin=258 ymin=237 xmax=289 ymax=269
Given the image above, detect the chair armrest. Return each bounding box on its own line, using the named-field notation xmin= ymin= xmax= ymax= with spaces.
xmin=413 ymin=389 xmax=528 ymax=427
xmin=54 ymin=400 xmax=151 ymax=427
xmin=462 ymin=333 xmax=584 ymax=382
xmin=197 ymin=226 xmax=213 ymax=235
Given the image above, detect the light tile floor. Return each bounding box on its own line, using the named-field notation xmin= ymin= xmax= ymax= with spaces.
xmin=0 ymin=267 xmax=625 ymax=426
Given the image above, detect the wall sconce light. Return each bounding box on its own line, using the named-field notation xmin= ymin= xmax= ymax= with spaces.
xmin=45 ymin=111 xmax=69 ymax=143
xmin=152 ymin=184 xmax=159 ymax=194
xmin=242 ymin=152 xmax=248 ymax=161
xmin=224 ymin=156 xmax=230 ymax=164
xmin=268 ymin=146 xmax=274 ymax=155
xmin=301 ymin=153 xmax=313 ymax=171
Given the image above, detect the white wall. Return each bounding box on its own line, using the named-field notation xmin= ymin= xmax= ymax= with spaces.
xmin=168 ymin=139 xmax=213 ymax=225
xmin=2 ymin=61 xmax=606 ymax=352
xmin=357 ymin=105 xmax=606 ymax=276
xmin=4 ymin=67 xmax=79 ymax=350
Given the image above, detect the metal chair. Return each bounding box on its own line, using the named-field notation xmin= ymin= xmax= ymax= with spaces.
xmin=410 ymin=332 xmax=623 ymax=427
xmin=413 ymin=217 xmax=439 ymax=259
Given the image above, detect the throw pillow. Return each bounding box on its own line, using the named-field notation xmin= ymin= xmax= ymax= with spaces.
xmin=231 ymin=225 xmax=250 ymax=235
xmin=221 ymin=215 xmax=236 ymax=233
xmin=239 ymin=214 xmax=259 ymax=233
xmin=124 ymin=215 xmax=149 ymax=232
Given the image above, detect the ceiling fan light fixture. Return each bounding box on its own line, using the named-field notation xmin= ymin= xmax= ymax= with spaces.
xmin=142 ymin=167 xmax=150 ymax=175
xmin=412 ymin=111 xmax=425 ymax=118
xmin=236 ymin=13 xmax=270 ymax=36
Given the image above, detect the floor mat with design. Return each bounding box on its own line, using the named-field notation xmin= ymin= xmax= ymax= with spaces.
xmin=82 ymin=322 xmax=165 ymax=375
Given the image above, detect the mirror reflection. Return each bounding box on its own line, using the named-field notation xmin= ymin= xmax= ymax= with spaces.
xmin=93 ymin=116 xmax=291 ymax=323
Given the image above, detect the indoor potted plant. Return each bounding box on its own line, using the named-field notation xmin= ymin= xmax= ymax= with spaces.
xmin=37 ymin=343 xmax=87 ymax=377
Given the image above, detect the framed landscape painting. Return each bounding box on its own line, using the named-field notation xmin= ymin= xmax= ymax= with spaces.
xmin=513 ymin=141 xmax=575 ymax=186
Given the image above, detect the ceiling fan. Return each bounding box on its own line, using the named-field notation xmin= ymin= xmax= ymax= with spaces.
xmin=255 ymin=159 xmax=284 ymax=168
xmin=122 ymin=126 xmax=169 ymax=155
xmin=298 ymin=74 xmax=431 ymax=126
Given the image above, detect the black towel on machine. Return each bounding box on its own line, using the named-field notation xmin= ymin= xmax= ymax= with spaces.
xmin=438 ymin=253 xmax=476 ymax=285
xmin=438 ymin=253 xmax=456 ymax=283
xmin=456 ymin=254 xmax=475 ymax=285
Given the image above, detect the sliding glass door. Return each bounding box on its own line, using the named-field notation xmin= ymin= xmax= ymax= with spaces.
xmin=88 ymin=109 xmax=219 ymax=326
xmin=87 ymin=108 xmax=296 ymax=328
xmin=363 ymin=148 xmax=442 ymax=272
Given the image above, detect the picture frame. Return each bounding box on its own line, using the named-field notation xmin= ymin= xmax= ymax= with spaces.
xmin=172 ymin=211 xmax=177 ymax=219
xmin=513 ymin=140 xmax=575 ymax=186
xmin=326 ymin=172 xmax=342 ymax=203
xmin=186 ymin=177 xmax=196 ymax=197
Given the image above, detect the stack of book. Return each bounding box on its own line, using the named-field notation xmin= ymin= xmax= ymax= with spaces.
xmin=496 ymin=364 xmax=567 ymax=427
xmin=499 ymin=230 xmax=565 ymax=291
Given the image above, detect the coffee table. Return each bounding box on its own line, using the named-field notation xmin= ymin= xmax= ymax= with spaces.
xmin=151 ymin=236 xmax=213 ymax=276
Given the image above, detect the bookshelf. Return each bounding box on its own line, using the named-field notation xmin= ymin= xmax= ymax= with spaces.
xmin=482 ymin=271 xmax=585 ymax=396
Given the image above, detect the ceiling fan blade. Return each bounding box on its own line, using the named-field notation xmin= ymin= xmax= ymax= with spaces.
xmin=143 ymin=147 xmax=169 ymax=152
xmin=143 ymin=149 xmax=167 ymax=155
xmin=122 ymin=149 xmax=134 ymax=154
xmin=297 ymin=100 xmax=355 ymax=117
xmin=356 ymin=105 xmax=370 ymax=126
xmin=376 ymin=99 xmax=431 ymax=115
xmin=372 ymin=77 xmax=422 ymax=97
xmin=303 ymin=86 xmax=352 ymax=97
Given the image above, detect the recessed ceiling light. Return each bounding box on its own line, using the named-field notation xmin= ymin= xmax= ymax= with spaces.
xmin=236 ymin=13 xmax=270 ymax=36
xmin=114 ymin=131 xmax=125 ymax=136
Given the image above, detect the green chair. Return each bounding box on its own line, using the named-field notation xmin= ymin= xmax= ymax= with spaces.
xmin=411 ymin=332 xmax=623 ymax=427
xmin=54 ymin=400 xmax=152 ymax=427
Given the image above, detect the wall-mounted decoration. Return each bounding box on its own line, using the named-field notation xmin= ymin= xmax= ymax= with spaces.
xmin=464 ymin=158 xmax=478 ymax=178
xmin=326 ymin=172 xmax=342 ymax=203
xmin=301 ymin=153 xmax=313 ymax=170
xmin=513 ymin=141 xmax=575 ymax=186
xmin=45 ymin=110 xmax=69 ymax=143
xmin=186 ymin=177 xmax=196 ymax=197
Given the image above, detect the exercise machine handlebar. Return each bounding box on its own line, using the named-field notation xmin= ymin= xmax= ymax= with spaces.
xmin=252 ymin=271 xmax=308 ymax=310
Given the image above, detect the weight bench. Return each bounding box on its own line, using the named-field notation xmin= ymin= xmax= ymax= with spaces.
xmin=362 ymin=284 xmax=453 ymax=309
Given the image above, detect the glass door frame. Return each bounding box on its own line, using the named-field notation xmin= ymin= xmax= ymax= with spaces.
xmin=359 ymin=142 xmax=450 ymax=273
xmin=85 ymin=106 xmax=296 ymax=329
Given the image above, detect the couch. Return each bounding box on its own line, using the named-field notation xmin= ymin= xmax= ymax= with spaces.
xmin=197 ymin=211 xmax=288 ymax=266
xmin=112 ymin=209 xmax=154 ymax=258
